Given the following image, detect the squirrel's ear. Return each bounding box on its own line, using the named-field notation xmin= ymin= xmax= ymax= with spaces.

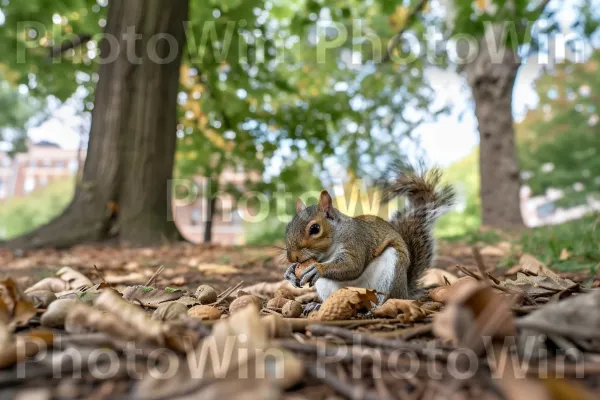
xmin=295 ymin=198 xmax=306 ymax=213
xmin=318 ymin=190 xmax=334 ymax=218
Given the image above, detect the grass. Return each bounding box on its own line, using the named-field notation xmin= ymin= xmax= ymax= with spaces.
xmin=440 ymin=214 xmax=600 ymax=272
xmin=518 ymin=214 xmax=600 ymax=272
xmin=0 ymin=178 xmax=75 ymax=239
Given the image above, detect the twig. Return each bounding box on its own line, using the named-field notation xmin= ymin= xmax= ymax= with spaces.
xmin=382 ymin=0 xmax=429 ymax=63
xmin=212 ymin=281 xmax=244 ymax=306
xmin=455 ymin=265 xmax=481 ymax=280
xmin=372 ymin=323 xmax=432 ymax=339
xmin=307 ymin=325 xmax=453 ymax=358
xmin=93 ymin=264 xmax=112 ymax=288
xmin=144 ymin=265 xmax=165 ymax=287
xmin=471 ymin=246 xmax=492 ymax=285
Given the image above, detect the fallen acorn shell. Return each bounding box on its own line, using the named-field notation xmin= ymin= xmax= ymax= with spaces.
xmin=274 ymin=288 xmax=295 ymax=300
xmin=188 ymin=305 xmax=222 ymax=320
xmin=229 ymin=295 xmax=262 ymax=314
xmin=266 ymin=296 xmax=289 ymax=310
xmin=282 ymin=300 xmax=303 ymax=318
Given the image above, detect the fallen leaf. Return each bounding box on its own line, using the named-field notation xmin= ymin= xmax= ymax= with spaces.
xmin=197 ymin=263 xmax=240 ymax=275
xmin=372 ymin=299 xmax=428 ymax=322
xmin=433 ymin=280 xmax=515 ymax=355
xmin=559 ymin=248 xmax=571 ymax=261
xmin=516 ymin=289 xmax=600 ymax=356
xmin=25 ymin=278 xmax=69 ymax=294
xmin=506 ymin=253 xmax=557 ymax=276
xmin=122 ymin=285 xmax=184 ymax=307
xmin=0 ymin=279 xmax=37 ymax=330
xmin=135 ymin=305 xmax=301 ymax=398
xmin=501 ymin=271 xmax=577 ymax=297
xmin=420 ymin=268 xmax=459 ymax=286
xmin=0 ymin=329 xmax=54 ymax=369
xmin=56 ymin=267 xmax=93 ymax=289
xmin=428 ymin=276 xmax=479 ymax=303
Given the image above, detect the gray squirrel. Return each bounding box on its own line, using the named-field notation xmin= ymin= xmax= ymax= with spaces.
xmin=283 ymin=163 xmax=455 ymax=303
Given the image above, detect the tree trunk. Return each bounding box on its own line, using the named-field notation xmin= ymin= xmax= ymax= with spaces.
xmin=465 ymin=26 xmax=525 ymax=228
xmin=204 ymin=196 xmax=217 ymax=244
xmin=6 ymin=0 xmax=190 ymax=249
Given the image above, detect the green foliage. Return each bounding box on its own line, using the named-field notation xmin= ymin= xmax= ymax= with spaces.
xmin=0 ymin=178 xmax=75 ymax=239
xmin=519 ymin=53 xmax=600 ymax=207
xmin=0 ymin=75 xmax=42 ymax=151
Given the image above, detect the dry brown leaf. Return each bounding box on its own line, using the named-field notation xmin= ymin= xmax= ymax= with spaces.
xmin=0 ymin=329 xmax=54 ymax=369
xmin=122 ymin=285 xmax=184 ymax=307
xmin=372 ymin=299 xmax=428 ymax=322
xmin=506 ymin=253 xmax=557 ymax=276
xmin=420 ymin=268 xmax=459 ymax=287
xmin=197 ymin=263 xmax=240 ymax=275
xmin=433 ymin=280 xmax=515 ymax=355
xmin=501 ymin=270 xmax=576 ymax=297
xmin=428 ymin=276 xmax=479 ymax=303
xmin=559 ymin=248 xmax=571 ymax=261
xmin=56 ymin=267 xmax=93 ymax=289
xmin=0 ymin=279 xmax=37 ymax=330
xmin=40 ymin=299 xmax=78 ymax=328
xmin=315 ymin=287 xmax=378 ymax=321
xmin=136 ymin=305 xmax=301 ymax=399
xmin=25 ymin=278 xmax=69 ymax=294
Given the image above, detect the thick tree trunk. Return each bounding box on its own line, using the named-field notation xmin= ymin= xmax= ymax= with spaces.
xmin=6 ymin=0 xmax=190 ymax=249
xmin=465 ymin=27 xmax=525 ymax=228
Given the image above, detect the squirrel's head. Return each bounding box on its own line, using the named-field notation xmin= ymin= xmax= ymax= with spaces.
xmin=285 ymin=190 xmax=336 ymax=263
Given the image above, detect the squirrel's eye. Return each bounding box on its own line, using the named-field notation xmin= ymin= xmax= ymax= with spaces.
xmin=309 ymin=224 xmax=321 ymax=236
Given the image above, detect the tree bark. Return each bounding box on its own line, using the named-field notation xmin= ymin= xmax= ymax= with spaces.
xmin=465 ymin=26 xmax=525 ymax=228
xmin=5 ymin=0 xmax=190 ymax=249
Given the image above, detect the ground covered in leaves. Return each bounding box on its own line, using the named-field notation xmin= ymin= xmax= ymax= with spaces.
xmin=0 ymin=241 xmax=599 ymax=399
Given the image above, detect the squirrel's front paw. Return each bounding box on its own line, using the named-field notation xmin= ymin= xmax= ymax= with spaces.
xmin=284 ymin=263 xmax=301 ymax=288
xmin=299 ymin=264 xmax=320 ymax=287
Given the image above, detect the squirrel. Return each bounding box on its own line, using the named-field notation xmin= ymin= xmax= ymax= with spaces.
xmin=283 ymin=162 xmax=455 ymax=303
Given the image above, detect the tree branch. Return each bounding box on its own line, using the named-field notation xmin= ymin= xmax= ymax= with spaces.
xmin=48 ymin=34 xmax=93 ymax=59
xmin=382 ymin=0 xmax=428 ymax=63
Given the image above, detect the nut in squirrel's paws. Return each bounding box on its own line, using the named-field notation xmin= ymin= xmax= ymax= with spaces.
xmin=295 ymin=259 xmax=316 ymax=279
xmin=284 ymin=258 xmax=317 ymax=288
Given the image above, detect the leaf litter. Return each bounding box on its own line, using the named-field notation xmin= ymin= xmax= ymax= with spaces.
xmin=0 ymin=245 xmax=599 ymax=399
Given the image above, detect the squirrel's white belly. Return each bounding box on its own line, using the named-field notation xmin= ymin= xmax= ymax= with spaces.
xmin=315 ymin=247 xmax=398 ymax=303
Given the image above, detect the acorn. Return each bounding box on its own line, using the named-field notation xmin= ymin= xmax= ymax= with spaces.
xmin=229 ymin=295 xmax=262 ymax=314
xmin=266 ymin=297 xmax=289 ymax=310
xmin=195 ymin=285 xmax=218 ymax=304
xmin=152 ymin=301 xmax=188 ymax=321
xmin=294 ymin=258 xmax=316 ymax=280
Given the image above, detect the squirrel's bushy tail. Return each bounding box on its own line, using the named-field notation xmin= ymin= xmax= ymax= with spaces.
xmin=378 ymin=161 xmax=455 ymax=296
